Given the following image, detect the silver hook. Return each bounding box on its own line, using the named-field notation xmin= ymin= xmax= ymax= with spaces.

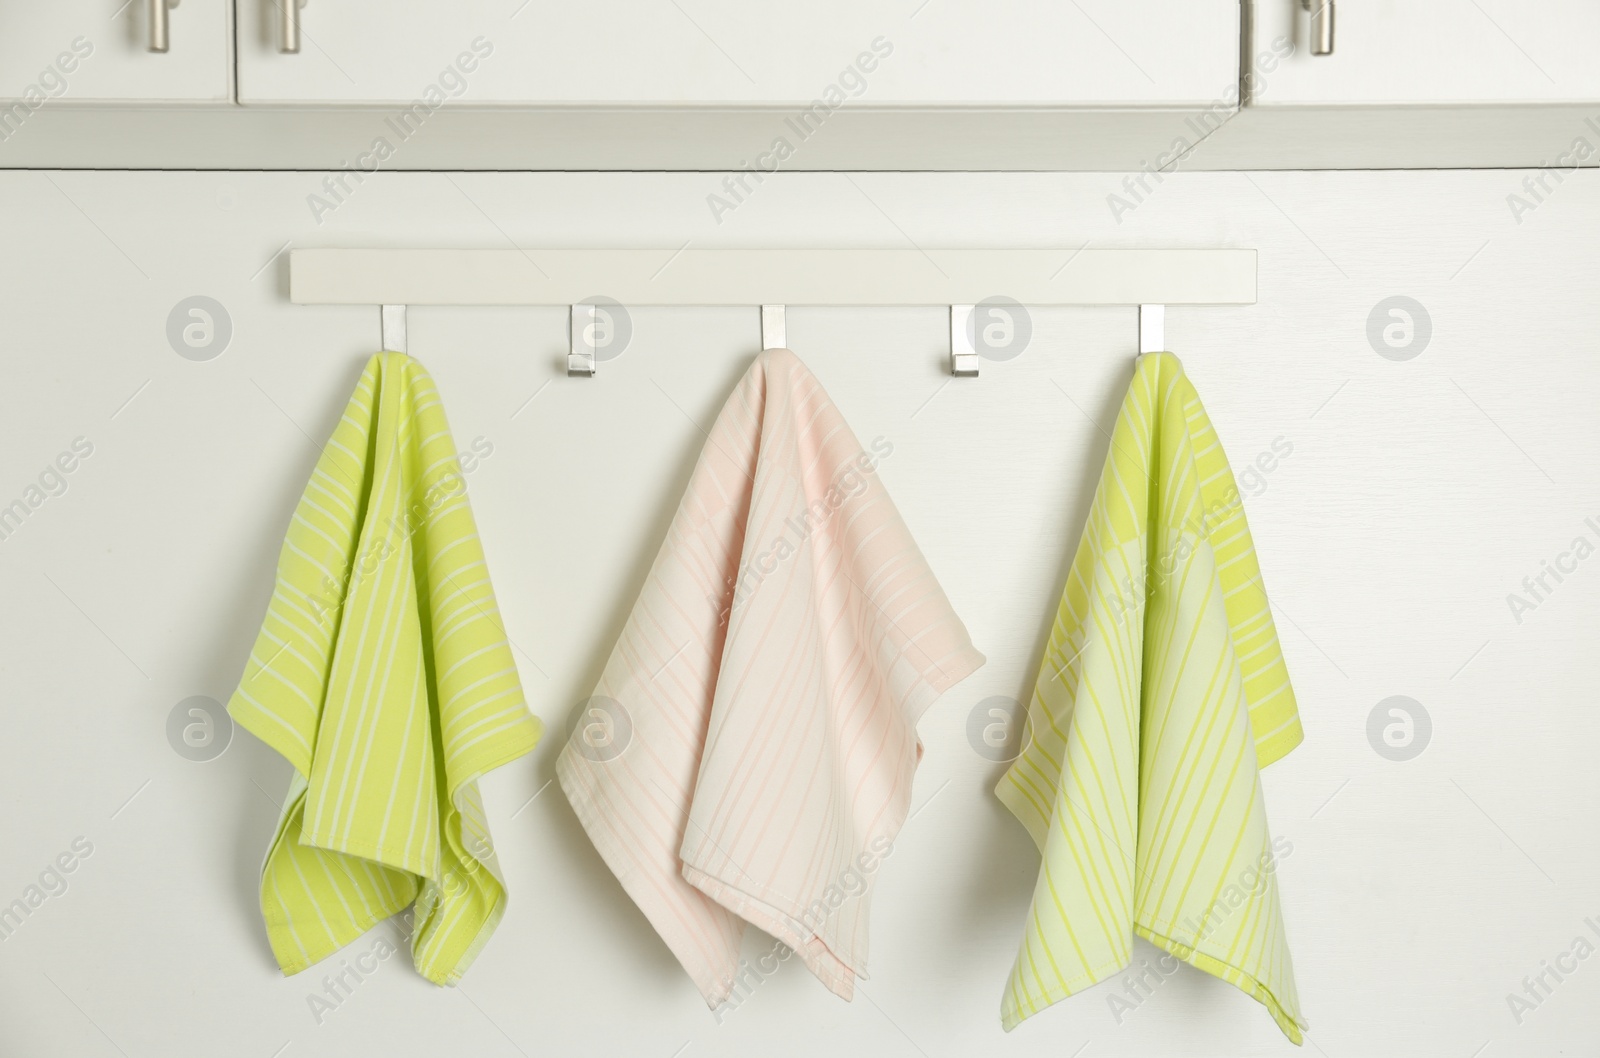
xmin=1138 ymin=304 xmax=1164 ymax=357
xmin=950 ymin=304 xmax=978 ymax=377
xmin=381 ymin=304 xmax=407 ymax=353
xmin=761 ymin=305 xmax=786 ymax=350
xmin=568 ymin=304 xmax=597 ymax=376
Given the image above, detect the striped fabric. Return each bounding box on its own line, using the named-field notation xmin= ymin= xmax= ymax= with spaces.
xmin=229 ymin=352 xmax=541 ymax=985
xmin=996 ymin=352 xmax=1306 ymax=1042
xmin=559 ymin=348 xmax=984 ymax=1007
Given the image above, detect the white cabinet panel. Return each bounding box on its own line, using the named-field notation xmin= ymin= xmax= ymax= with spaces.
xmin=236 ymin=0 xmax=1238 ymax=106
xmin=0 ymin=1 xmax=232 ymax=104
xmin=1251 ymin=0 xmax=1600 ymax=104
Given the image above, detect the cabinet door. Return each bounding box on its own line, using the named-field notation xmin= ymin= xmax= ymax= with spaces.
xmin=236 ymin=0 xmax=1238 ymax=106
xmin=1249 ymin=0 xmax=1600 ymax=104
xmin=0 ymin=1 xmax=232 ymax=104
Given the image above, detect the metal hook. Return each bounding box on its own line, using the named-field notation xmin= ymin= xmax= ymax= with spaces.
xmin=568 ymin=304 xmax=597 ymax=376
xmin=950 ymin=304 xmax=978 ymax=377
xmin=1138 ymin=304 xmax=1164 ymax=357
xmin=381 ymin=304 xmax=407 ymax=353
xmin=761 ymin=305 xmax=786 ymax=350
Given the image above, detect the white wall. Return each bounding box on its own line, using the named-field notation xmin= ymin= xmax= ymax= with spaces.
xmin=0 ymin=169 xmax=1595 ymax=1057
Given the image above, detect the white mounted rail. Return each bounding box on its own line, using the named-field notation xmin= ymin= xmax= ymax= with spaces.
xmin=288 ymin=248 xmax=1256 ymax=307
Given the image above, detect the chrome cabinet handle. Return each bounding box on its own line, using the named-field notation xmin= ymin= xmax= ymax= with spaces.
xmin=147 ymin=0 xmax=179 ymax=53
xmin=280 ymin=0 xmax=307 ymax=54
xmin=1300 ymin=0 xmax=1334 ymax=55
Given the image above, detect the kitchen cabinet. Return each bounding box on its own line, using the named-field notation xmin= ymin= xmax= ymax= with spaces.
xmin=4 ymin=5 xmax=1600 ymax=172
xmin=1251 ymin=0 xmax=1600 ymax=104
xmin=235 ymin=0 xmax=1240 ymax=107
xmin=0 ymin=1 xmax=232 ymax=105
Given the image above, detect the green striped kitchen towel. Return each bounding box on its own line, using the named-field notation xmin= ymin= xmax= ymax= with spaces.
xmin=229 ymin=352 xmax=541 ymax=985
xmin=997 ymin=352 xmax=1306 ymax=1042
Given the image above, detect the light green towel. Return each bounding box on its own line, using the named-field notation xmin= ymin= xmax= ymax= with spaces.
xmin=229 ymin=352 xmax=541 ymax=985
xmin=997 ymin=352 xmax=1306 ymax=1042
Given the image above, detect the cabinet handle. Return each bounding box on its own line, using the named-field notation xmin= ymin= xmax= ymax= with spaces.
xmin=147 ymin=0 xmax=179 ymax=53
xmin=280 ymin=0 xmax=307 ymax=54
xmin=1300 ymin=0 xmax=1334 ymax=55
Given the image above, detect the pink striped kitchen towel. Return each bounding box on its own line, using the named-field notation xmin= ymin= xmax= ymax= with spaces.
xmin=557 ymin=348 xmax=984 ymax=1008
